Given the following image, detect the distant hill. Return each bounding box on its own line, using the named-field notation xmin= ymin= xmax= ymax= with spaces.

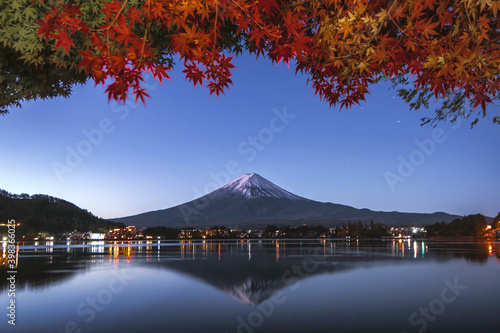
xmin=0 ymin=189 xmax=123 ymax=236
xmin=113 ymin=173 xmax=462 ymax=229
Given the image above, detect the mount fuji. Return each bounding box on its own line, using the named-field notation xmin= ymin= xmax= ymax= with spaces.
xmin=208 ymin=173 xmax=306 ymax=201
xmin=113 ymin=173 xmax=460 ymax=228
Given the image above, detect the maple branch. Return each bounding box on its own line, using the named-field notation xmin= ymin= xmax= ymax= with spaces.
xmin=229 ymin=0 xmax=280 ymax=38
xmin=386 ymin=2 xmax=419 ymax=47
xmin=139 ymin=25 xmax=148 ymax=68
xmin=138 ymin=0 xmax=151 ymax=68
xmin=108 ymin=0 xmax=129 ymax=29
xmin=462 ymin=0 xmax=474 ymax=29
xmin=212 ymin=0 xmax=219 ymax=64
xmin=90 ymin=0 xmax=129 ymax=33
xmin=312 ymin=0 xmax=316 ymax=27
xmin=101 ymin=0 xmax=129 ymax=53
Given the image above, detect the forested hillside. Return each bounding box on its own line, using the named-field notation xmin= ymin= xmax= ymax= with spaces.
xmin=0 ymin=189 xmax=123 ymax=236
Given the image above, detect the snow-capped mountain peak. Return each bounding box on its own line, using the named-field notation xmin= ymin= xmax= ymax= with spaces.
xmin=210 ymin=173 xmax=305 ymax=200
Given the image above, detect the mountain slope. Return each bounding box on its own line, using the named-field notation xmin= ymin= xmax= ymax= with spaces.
xmin=211 ymin=173 xmax=306 ymax=200
xmin=113 ymin=173 xmax=462 ymax=228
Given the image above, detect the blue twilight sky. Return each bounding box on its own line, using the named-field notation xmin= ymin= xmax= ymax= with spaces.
xmin=0 ymin=54 xmax=499 ymax=219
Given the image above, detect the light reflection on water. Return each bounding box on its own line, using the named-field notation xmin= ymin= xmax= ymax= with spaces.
xmin=1 ymin=239 xmax=499 ymax=333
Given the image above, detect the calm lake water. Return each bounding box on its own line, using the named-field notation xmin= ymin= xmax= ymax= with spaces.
xmin=1 ymin=239 xmax=499 ymax=333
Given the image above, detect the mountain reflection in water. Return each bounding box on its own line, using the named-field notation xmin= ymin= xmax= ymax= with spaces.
xmin=2 ymin=239 xmax=499 ymax=305
xmin=2 ymin=239 xmax=500 ymax=333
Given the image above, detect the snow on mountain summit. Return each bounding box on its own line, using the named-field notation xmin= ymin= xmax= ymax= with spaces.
xmin=211 ymin=173 xmax=305 ymax=200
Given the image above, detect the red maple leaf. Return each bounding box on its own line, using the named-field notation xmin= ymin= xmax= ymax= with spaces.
xmin=53 ymin=30 xmax=75 ymax=53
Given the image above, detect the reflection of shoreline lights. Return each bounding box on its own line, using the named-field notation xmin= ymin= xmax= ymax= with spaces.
xmin=2 ymin=240 xmax=6 ymax=267
xmin=11 ymin=239 xmax=497 ymax=267
xmin=2 ymin=243 xmax=19 ymax=268
xmin=146 ymin=241 xmax=152 ymax=261
xmin=91 ymin=241 xmax=105 ymax=253
xmin=391 ymin=239 xmax=427 ymax=258
xmin=113 ymin=243 xmax=120 ymax=262
xmin=105 ymin=242 xmax=139 ymax=262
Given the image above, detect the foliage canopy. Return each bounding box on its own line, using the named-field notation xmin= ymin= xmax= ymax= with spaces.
xmin=425 ymin=214 xmax=488 ymax=236
xmin=2 ymin=0 xmax=500 ymax=125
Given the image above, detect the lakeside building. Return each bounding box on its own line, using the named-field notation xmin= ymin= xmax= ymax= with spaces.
xmin=108 ymin=226 xmax=137 ymax=239
xmin=389 ymin=227 xmax=426 ymax=238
